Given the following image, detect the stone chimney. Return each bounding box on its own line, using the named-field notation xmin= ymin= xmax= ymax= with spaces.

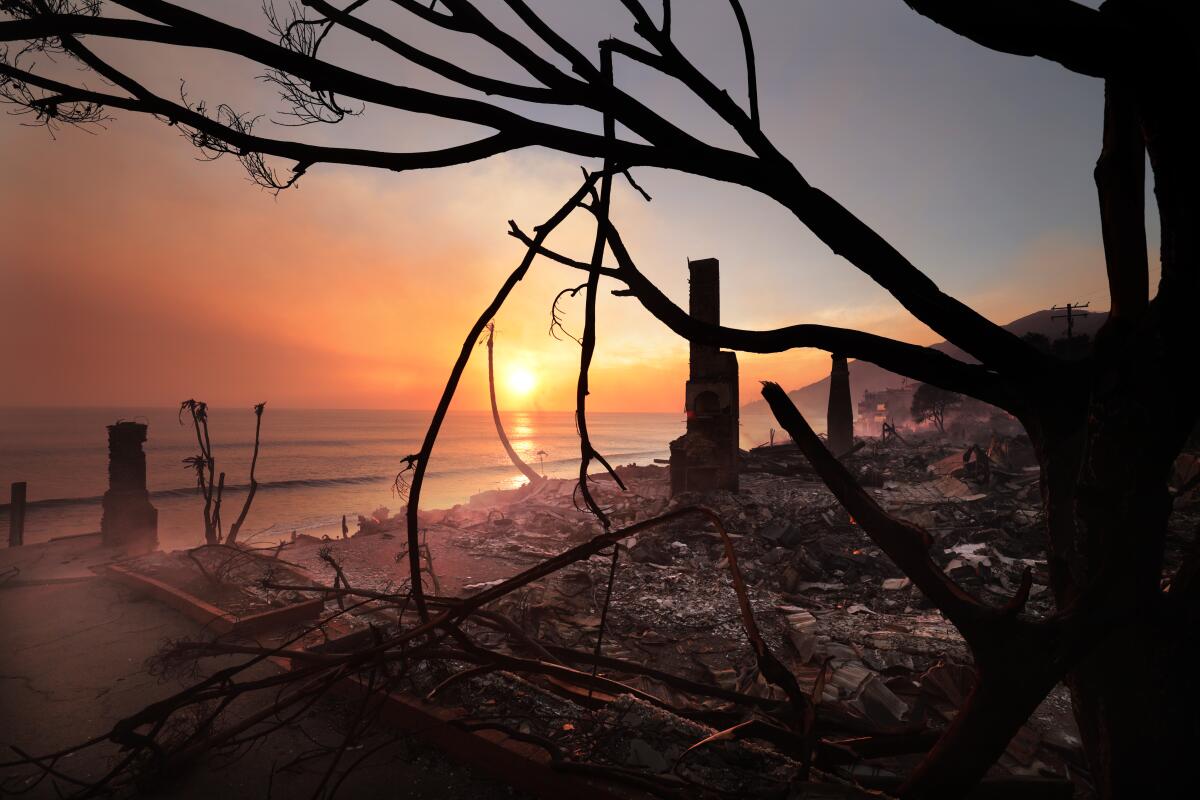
xmin=688 ymin=258 xmax=722 ymax=379
xmin=100 ymin=421 xmax=158 ymax=553
xmin=670 ymin=258 xmax=740 ymax=495
xmin=826 ymin=354 xmax=854 ymax=456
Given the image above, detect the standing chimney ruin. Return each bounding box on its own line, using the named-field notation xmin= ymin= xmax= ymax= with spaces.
xmin=826 ymin=354 xmax=854 ymax=456
xmin=100 ymin=421 xmax=158 ymax=553
xmin=669 ymin=258 xmax=740 ymax=495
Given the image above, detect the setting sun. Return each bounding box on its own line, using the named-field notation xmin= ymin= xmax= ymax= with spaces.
xmin=506 ymin=367 xmax=538 ymax=397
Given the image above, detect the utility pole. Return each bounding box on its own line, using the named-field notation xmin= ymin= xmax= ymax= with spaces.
xmin=1051 ymin=302 xmax=1090 ymax=340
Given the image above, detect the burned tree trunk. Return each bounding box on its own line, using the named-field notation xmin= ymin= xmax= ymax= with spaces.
xmin=1057 ymin=42 xmax=1200 ymax=794
xmin=1046 ymin=323 xmax=1196 ymax=798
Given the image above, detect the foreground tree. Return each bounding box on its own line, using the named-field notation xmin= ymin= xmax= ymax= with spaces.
xmin=910 ymin=383 xmax=961 ymax=434
xmin=2 ymin=1 xmax=1197 ymax=797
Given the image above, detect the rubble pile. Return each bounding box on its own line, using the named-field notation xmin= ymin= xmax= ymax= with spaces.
xmin=270 ymin=433 xmax=1159 ymax=795
xmin=116 ymin=544 xmax=321 ymax=617
xmin=225 ymin=422 xmax=1200 ymax=798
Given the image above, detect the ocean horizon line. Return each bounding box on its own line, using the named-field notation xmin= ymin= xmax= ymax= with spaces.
xmin=0 ymin=404 xmax=692 ymax=415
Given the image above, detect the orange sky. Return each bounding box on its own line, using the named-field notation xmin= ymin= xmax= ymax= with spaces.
xmin=0 ymin=115 xmax=688 ymax=411
xmin=0 ymin=1 xmax=1136 ymax=412
xmin=0 ymin=111 xmax=1118 ymax=412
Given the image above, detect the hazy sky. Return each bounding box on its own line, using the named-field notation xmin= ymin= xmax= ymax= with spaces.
xmin=0 ymin=0 xmax=1137 ymax=411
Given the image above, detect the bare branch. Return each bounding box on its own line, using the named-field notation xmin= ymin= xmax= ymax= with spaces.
xmin=403 ymin=171 xmax=605 ymax=620
xmin=0 ymin=57 xmax=532 ymax=182
xmin=727 ymin=0 xmax=758 ymax=127
xmin=610 ymin=1 xmax=1041 ymax=375
xmin=548 ymin=283 xmax=586 ymax=344
xmin=299 ymin=0 xmax=562 ymax=104
xmin=0 ymin=6 xmax=688 ymax=168
xmin=510 ymin=217 xmax=1018 ymax=410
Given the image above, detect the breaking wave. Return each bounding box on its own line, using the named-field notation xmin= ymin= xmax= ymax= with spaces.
xmin=6 ymin=448 xmax=667 ymax=511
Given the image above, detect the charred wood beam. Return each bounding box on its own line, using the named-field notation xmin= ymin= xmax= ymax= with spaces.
xmin=901 ymin=0 xmax=1112 ymax=78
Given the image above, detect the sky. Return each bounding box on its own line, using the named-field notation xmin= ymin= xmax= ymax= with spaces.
xmin=0 ymin=0 xmax=1141 ymax=412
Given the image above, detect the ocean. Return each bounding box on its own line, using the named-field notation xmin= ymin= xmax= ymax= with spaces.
xmin=0 ymin=407 xmax=782 ymax=551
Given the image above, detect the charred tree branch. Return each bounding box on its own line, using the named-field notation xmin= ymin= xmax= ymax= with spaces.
xmin=901 ymin=0 xmax=1112 ymax=77
xmin=509 ymin=221 xmax=1018 ymax=411
xmin=403 ymin=172 xmax=605 ymax=621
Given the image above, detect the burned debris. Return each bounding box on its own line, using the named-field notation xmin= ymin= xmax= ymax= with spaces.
xmin=4 ymin=1 xmax=1198 ymax=796
xmin=15 ymin=409 xmax=1149 ymax=798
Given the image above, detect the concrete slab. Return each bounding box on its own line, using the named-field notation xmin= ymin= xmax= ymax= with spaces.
xmin=0 ymin=579 xmax=524 ymax=798
xmin=0 ymin=534 xmax=124 ymax=588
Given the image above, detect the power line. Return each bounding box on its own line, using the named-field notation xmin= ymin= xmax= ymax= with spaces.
xmin=1051 ymin=302 xmax=1090 ymax=340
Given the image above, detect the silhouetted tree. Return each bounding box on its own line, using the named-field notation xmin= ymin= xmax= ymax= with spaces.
xmin=911 ymin=382 xmax=961 ymax=434
xmin=178 ymin=399 xmax=266 ymax=546
xmin=1021 ymin=331 xmax=1052 ymax=354
xmin=1022 ymin=330 xmax=1092 ymax=360
xmin=3 ymin=2 xmax=1197 ymax=797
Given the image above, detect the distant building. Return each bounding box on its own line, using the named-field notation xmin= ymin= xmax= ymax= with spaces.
xmin=859 ymin=382 xmax=1016 ymax=438
xmin=669 ymin=258 xmax=739 ymax=495
xmin=857 ymin=383 xmax=917 ymax=436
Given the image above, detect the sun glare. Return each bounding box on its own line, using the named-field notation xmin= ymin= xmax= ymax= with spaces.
xmin=506 ymin=367 xmax=537 ymax=397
